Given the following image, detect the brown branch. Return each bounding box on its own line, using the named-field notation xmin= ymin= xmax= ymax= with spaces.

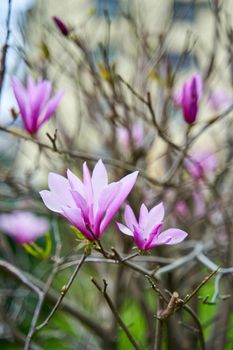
xmin=24 ymin=220 xmax=62 ymax=350
xmin=91 ymin=277 xmax=142 ymax=350
xmin=0 ymin=256 xmax=110 ymax=342
xmin=0 ymin=125 xmax=167 ymax=188
xmin=158 ymin=292 xmax=179 ymax=320
xmin=0 ymin=0 xmax=12 ymax=96
xmin=35 ymin=252 xmax=86 ymax=332
xmin=182 ymin=305 xmax=206 ymax=350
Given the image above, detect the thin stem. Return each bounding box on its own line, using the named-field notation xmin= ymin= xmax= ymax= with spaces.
xmin=0 ymin=256 xmax=115 ymax=342
xmin=154 ymin=308 xmax=164 ymax=350
xmin=24 ymin=220 xmax=62 ymax=350
xmin=91 ymin=278 xmax=142 ymax=350
xmin=0 ymin=0 xmax=12 ymax=96
xmin=183 ymin=305 xmax=206 ymax=350
xmin=36 ymin=252 xmax=86 ymax=332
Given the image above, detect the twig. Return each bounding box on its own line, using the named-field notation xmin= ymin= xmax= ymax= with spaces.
xmin=182 ymin=305 xmax=206 ymax=350
xmin=24 ymin=220 xmax=62 ymax=349
xmin=145 ymin=276 xmax=168 ymax=304
xmin=35 ymin=252 xmax=86 ymax=332
xmin=154 ymin=243 xmax=206 ymax=279
xmin=118 ymin=75 xmax=182 ymax=152
xmin=154 ymin=297 xmax=164 ymax=350
xmin=59 ymin=254 xmax=173 ymax=271
xmin=0 ymin=125 xmax=166 ymax=188
xmin=158 ymin=292 xmax=179 ymax=320
xmin=46 ymin=129 xmax=58 ymax=151
xmin=0 ymin=0 xmax=12 ymax=97
xmin=111 ymin=248 xmax=156 ymax=278
xmin=0 ymin=260 xmax=42 ymax=297
xmin=0 ymin=258 xmax=121 ymax=342
xmin=183 ymin=268 xmax=218 ymax=305
xmin=121 ymin=252 xmax=139 ymax=262
xmin=91 ymin=278 xmax=142 ymax=350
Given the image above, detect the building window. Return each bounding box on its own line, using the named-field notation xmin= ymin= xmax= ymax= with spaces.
xmin=167 ymin=52 xmax=197 ymax=70
xmin=173 ymin=1 xmax=195 ymax=21
xmin=95 ymin=0 xmax=119 ymax=18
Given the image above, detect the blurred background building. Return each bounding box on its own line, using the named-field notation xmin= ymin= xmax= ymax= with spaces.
xmin=1 ymin=0 xmax=233 ymax=182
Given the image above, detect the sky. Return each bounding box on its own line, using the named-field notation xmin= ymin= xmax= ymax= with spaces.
xmin=0 ymin=0 xmax=34 ymax=156
xmin=0 ymin=0 xmax=34 ymax=123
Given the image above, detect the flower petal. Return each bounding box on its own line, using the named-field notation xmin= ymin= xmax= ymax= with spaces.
xmin=133 ymin=226 xmax=146 ymax=250
xmin=94 ymin=182 xmax=121 ymax=237
xmin=37 ymin=90 xmax=64 ymax=128
xmin=115 ymin=222 xmax=133 ymax=236
xmin=48 ymin=172 xmax=74 ymax=206
xmin=155 ymin=228 xmax=188 ymax=245
xmin=139 ymin=203 xmax=148 ymax=229
xmin=91 ymin=159 xmax=108 ymax=201
xmin=61 ymin=206 xmax=93 ymax=240
xmin=144 ymin=223 xmax=163 ymax=249
xmin=67 ymin=169 xmax=84 ymax=196
xmin=71 ymin=190 xmax=88 ymax=214
xmin=100 ymin=171 xmax=138 ymax=233
xmin=146 ymin=202 xmax=165 ymax=233
xmin=39 ymin=190 xmax=63 ymax=213
xmin=98 ymin=182 xmax=121 ymax=212
xmin=124 ymin=205 xmax=137 ymax=231
xmin=12 ymin=78 xmax=31 ymax=131
xmin=29 ymin=81 xmax=52 ymax=130
xmin=83 ymin=162 xmax=93 ymax=203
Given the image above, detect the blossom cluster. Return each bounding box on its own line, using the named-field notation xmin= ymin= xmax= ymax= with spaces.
xmin=39 ymin=160 xmax=187 ymax=250
xmin=0 ymin=75 xmax=190 ymax=250
xmin=0 ymin=160 xmax=188 ymax=251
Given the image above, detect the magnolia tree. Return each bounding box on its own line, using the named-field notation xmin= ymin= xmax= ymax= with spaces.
xmin=0 ymin=2 xmax=233 ymax=350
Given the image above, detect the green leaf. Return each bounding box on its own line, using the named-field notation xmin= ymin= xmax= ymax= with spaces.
xmin=70 ymin=225 xmax=85 ymax=240
xmin=43 ymin=231 xmax=52 ymax=258
xmin=23 ymin=243 xmax=41 ymax=258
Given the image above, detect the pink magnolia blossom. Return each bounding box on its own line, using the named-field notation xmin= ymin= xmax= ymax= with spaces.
xmin=185 ymin=150 xmax=218 ymax=179
xmin=0 ymin=211 xmax=49 ymax=244
xmin=12 ymin=76 xmax=63 ymax=134
xmin=116 ymin=202 xmax=187 ymax=250
xmin=116 ymin=122 xmax=144 ymax=149
xmin=208 ymin=89 xmax=231 ymax=112
xmin=40 ymin=160 xmax=138 ymax=240
xmin=175 ymin=201 xmax=190 ymax=218
xmin=174 ymin=74 xmax=203 ymax=124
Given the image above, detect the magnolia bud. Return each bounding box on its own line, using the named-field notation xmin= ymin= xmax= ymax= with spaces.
xmin=53 ymin=16 xmax=69 ymax=36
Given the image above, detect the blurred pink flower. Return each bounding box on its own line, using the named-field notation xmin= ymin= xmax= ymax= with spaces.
xmin=174 ymin=74 xmax=203 ymax=124
xmin=0 ymin=211 xmax=49 ymax=244
xmin=175 ymin=201 xmax=190 ymax=217
xmin=208 ymin=89 xmax=231 ymax=111
xmin=116 ymin=122 xmax=144 ymax=149
xmin=116 ymin=202 xmax=187 ymax=250
xmin=40 ymin=160 xmax=138 ymax=240
xmin=185 ymin=150 xmax=218 ymax=179
xmin=12 ymin=76 xmax=63 ymax=134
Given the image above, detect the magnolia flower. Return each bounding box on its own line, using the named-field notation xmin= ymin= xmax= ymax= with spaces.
xmin=185 ymin=150 xmax=218 ymax=179
xmin=12 ymin=76 xmax=63 ymax=134
xmin=116 ymin=202 xmax=187 ymax=250
xmin=116 ymin=122 xmax=144 ymax=149
xmin=208 ymin=89 xmax=231 ymax=112
xmin=174 ymin=74 xmax=203 ymax=124
xmin=175 ymin=201 xmax=190 ymax=218
xmin=0 ymin=211 xmax=49 ymax=244
xmin=40 ymin=160 xmax=138 ymax=240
